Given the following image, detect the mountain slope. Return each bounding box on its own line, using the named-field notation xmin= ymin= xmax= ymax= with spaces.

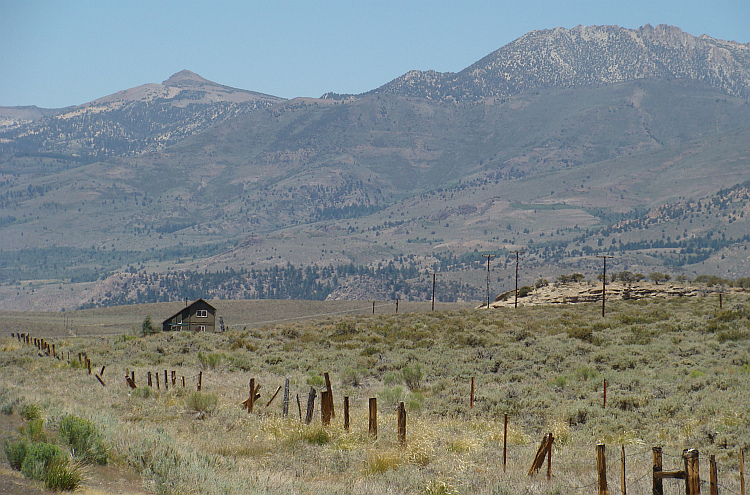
xmin=0 ymin=71 xmax=284 ymax=158
xmin=358 ymin=24 xmax=750 ymax=101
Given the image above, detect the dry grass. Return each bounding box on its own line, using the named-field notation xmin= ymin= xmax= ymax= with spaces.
xmin=1 ymin=295 xmax=749 ymax=494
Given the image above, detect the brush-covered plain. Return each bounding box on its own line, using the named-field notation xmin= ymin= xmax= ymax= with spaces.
xmin=2 ymin=294 xmax=749 ymax=494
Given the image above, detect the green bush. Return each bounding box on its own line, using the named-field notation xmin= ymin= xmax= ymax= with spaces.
xmin=44 ymin=459 xmax=84 ymax=491
xmin=401 ymin=363 xmax=423 ymax=391
xmin=1 ymin=401 xmax=13 ymax=415
xmin=197 ymin=351 xmax=222 ymax=370
xmin=21 ymin=442 xmax=66 ymax=481
xmin=58 ymin=415 xmax=108 ymax=465
xmin=185 ymin=392 xmax=218 ymax=414
xmin=19 ymin=402 xmax=42 ymax=421
xmin=21 ymin=418 xmax=47 ymax=442
xmin=306 ymin=374 xmax=325 ymax=387
xmin=141 ymin=315 xmax=159 ymax=336
xmin=3 ymin=438 xmax=29 ymax=470
xmin=131 ymin=385 xmax=154 ymax=398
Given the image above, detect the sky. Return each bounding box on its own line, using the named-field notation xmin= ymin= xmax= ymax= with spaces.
xmin=2 ymin=0 xmax=749 ymax=108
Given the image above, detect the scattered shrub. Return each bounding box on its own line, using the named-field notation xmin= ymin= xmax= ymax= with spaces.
xmin=21 ymin=442 xmax=66 ymax=481
xmin=21 ymin=418 xmax=47 ymax=443
xmin=402 ymin=363 xmax=423 ymax=391
xmin=302 ymin=426 xmax=329 ymax=445
xmin=517 ymin=285 xmax=534 ymax=298
xmin=19 ymin=402 xmax=42 ymax=421
xmin=340 ymin=367 xmax=363 ymax=387
xmin=185 ymin=392 xmax=218 ymax=414
xmin=44 ymin=459 xmax=85 ymax=491
xmin=131 ymin=385 xmax=154 ymax=398
xmin=3 ymin=438 xmax=29 ymax=470
xmin=58 ymin=415 xmax=108 ymax=465
xmin=197 ymin=352 xmax=222 ymax=370
xmin=306 ymin=374 xmax=325 ymax=387
xmin=1 ymin=401 xmax=13 ymax=415
xmin=141 ymin=315 xmax=159 ymax=336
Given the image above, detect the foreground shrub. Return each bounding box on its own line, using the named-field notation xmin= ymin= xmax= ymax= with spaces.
xmin=3 ymin=438 xmax=29 ymax=470
xmin=58 ymin=415 xmax=108 ymax=465
xmin=44 ymin=459 xmax=85 ymax=491
xmin=19 ymin=402 xmax=42 ymax=421
xmin=21 ymin=442 xmax=66 ymax=481
xmin=185 ymin=392 xmax=218 ymax=414
xmin=402 ymin=363 xmax=423 ymax=391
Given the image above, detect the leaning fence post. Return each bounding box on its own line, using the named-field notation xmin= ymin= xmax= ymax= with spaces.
xmin=397 ymin=401 xmax=406 ymax=447
xmin=324 ymin=372 xmax=335 ymax=419
xmin=597 ymin=443 xmax=609 ymax=495
xmin=368 ymin=397 xmax=377 ymax=439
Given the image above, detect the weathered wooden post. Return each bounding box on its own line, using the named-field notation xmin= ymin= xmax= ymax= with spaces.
xmin=603 ymin=379 xmax=608 ymax=408
xmin=597 ymin=443 xmax=609 ymax=495
xmin=709 ymin=454 xmax=718 ymax=495
xmin=397 ymin=401 xmax=406 ymax=447
xmin=296 ymin=393 xmax=302 ymax=422
xmin=470 ymin=377 xmax=475 ymax=409
xmin=503 ymin=413 xmax=508 ymax=472
xmin=282 ymin=378 xmax=290 ymax=418
xmin=368 ymin=397 xmax=377 ymax=439
xmin=740 ymin=447 xmax=746 ymax=495
xmin=247 ymin=378 xmax=256 ymax=413
xmin=266 ymin=385 xmax=282 ymax=408
xmin=95 ymin=374 xmax=106 ymax=387
xmin=529 ymin=433 xmax=552 ymax=476
xmin=156 ymin=371 xmax=160 ymax=389
xmin=324 ymin=372 xmax=335 ymax=418
xmin=546 ymin=433 xmax=553 ymax=481
xmin=171 ymin=370 xmax=176 ymax=386
xmin=147 ymin=371 xmax=152 ymax=387
xmin=321 ymin=390 xmax=331 ymax=426
xmin=621 ymin=445 xmax=626 ymax=495
xmin=197 ymin=371 xmax=202 ymax=391
xmin=164 ymin=370 xmax=168 ymax=390
xmin=683 ymin=449 xmax=700 ymax=495
xmin=99 ymin=365 xmax=105 ymax=376
xmin=305 ymin=387 xmax=316 ymax=424
xmin=131 ymin=371 xmax=135 ymax=385
xmin=343 ymin=396 xmax=350 ymax=430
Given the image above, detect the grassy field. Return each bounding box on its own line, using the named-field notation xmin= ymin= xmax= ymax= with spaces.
xmin=1 ymin=294 xmax=749 ymax=494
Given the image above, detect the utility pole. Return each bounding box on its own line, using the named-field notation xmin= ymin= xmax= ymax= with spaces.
xmin=596 ymin=255 xmax=612 ymax=317
xmin=430 ymin=273 xmax=438 ymax=311
xmin=482 ymin=254 xmax=496 ymax=309
xmin=511 ymin=251 xmax=525 ymax=308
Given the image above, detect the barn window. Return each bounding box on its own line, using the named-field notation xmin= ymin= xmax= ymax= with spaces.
xmin=196 ymin=310 xmax=208 ymax=318
xmin=197 ymin=325 xmax=206 ymax=332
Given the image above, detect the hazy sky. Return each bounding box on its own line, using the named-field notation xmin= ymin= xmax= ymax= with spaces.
xmin=2 ymin=0 xmax=748 ymax=108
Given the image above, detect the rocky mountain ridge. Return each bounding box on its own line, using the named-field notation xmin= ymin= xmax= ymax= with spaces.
xmin=345 ymin=24 xmax=750 ymax=101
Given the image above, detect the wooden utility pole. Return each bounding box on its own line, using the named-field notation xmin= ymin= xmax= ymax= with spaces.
xmin=430 ymin=273 xmax=438 ymax=311
xmin=596 ymin=255 xmax=612 ymax=317
xmin=482 ymin=254 xmax=496 ymax=309
xmin=511 ymin=251 xmax=525 ymax=308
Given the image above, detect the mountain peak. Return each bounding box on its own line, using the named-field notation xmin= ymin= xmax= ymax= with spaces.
xmin=162 ymin=70 xmax=213 ymax=87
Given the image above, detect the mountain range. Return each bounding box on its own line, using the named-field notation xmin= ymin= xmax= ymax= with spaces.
xmin=1 ymin=24 xmax=749 ymax=311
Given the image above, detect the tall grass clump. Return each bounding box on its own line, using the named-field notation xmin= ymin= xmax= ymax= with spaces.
xmin=3 ymin=437 xmax=29 ymax=470
xmin=44 ymin=459 xmax=85 ymax=491
xmin=185 ymin=392 xmax=218 ymax=415
xmin=20 ymin=442 xmax=66 ymax=480
xmin=58 ymin=414 xmax=108 ymax=465
xmin=197 ymin=351 xmax=222 ymax=370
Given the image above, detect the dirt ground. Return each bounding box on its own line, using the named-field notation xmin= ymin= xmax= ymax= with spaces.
xmin=0 ymin=413 xmax=149 ymax=495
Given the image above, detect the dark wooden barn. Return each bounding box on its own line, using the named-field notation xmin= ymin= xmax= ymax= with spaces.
xmin=162 ymin=298 xmax=217 ymax=332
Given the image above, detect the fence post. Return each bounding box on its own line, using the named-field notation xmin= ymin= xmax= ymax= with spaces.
xmin=156 ymin=371 xmax=160 ymax=389
xmin=282 ymin=378 xmax=290 ymax=418
xmin=528 ymin=433 xmax=551 ymax=476
xmin=344 ymin=396 xmax=350 ymax=430
xmin=266 ymin=385 xmax=282 ymax=408
xmin=324 ymin=372 xmax=335 ymax=419
xmin=321 ymin=390 xmax=331 ymax=426
xmin=247 ymin=378 xmax=256 ymax=413
xmin=503 ymin=413 xmax=508 ymax=472
xmin=368 ymin=397 xmax=377 ymax=439
xmin=603 ymin=379 xmax=607 ymax=408
xmin=398 ymin=401 xmax=406 ymax=447
xmin=148 ymin=371 xmax=152 ymax=387
xmin=683 ymin=449 xmax=700 ymax=495
xmin=171 ymin=370 xmax=176 ymax=386
xmin=740 ymin=447 xmax=746 ymax=495
xmin=597 ymin=443 xmax=609 ymax=495
xmin=305 ymin=387 xmax=316 ymax=424
xmin=197 ymin=371 xmax=202 ymax=391
xmin=164 ymin=370 xmax=168 ymax=390
xmin=653 ymin=446 xmax=663 ymax=495
xmin=296 ymin=393 xmax=302 ymax=422
xmin=546 ymin=433 xmax=553 ymax=480
xmin=470 ymin=377 xmax=475 ymax=409
xmin=709 ymin=454 xmax=718 ymax=495
xmin=621 ymin=445 xmax=626 ymax=495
